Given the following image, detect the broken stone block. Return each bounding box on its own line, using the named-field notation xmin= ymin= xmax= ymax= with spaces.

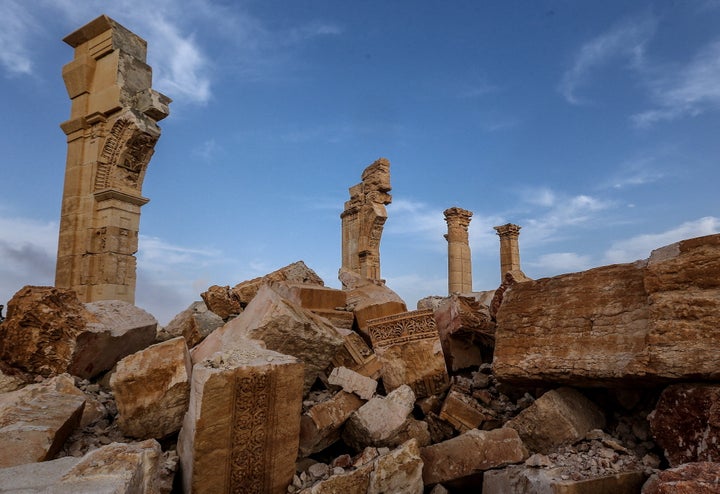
xmin=329 ymin=328 xmax=382 ymax=379
xmin=328 ymin=366 xmax=377 ymax=400
xmin=342 ymin=384 xmax=416 ymax=451
xmin=340 ymin=269 xmax=407 ymax=338
xmin=483 ymin=466 xmax=647 ymax=494
xmin=178 ymin=341 xmax=304 ymax=494
xmin=505 ymin=387 xmax=605 ymax=454
xmin=272 ymin=282 xmax=346 ymax=310
xmin=231 ymin=261 xmax=325 ymax=307
xmin=368 ymin=439 xmax=424 ymax=494
xmin=434 ymin=294 xmax=495 ymax=371
xmin=0 ymin=439 xmax=162 ymax=493
xmin=642 ymin=462 xmax=720 ymax=494
xmin=368 ymin=309 xmax=449 ymax=398
xmin=439 ymin=389 xmax=496 ymax=432
xmin=110 ymin=336 xmax=192 ymax=439
xmin=0 ymin=374 xmax=85 ymax=468
xmin=420 ymin=427 xmax=527 ymax=486
xmin=299 ymin=391 xmax=365 ymax=456
xmin=0 ymin=286 xmax=156 ymax=378
xmin=200 ymin=285 xmax=241 ymax=320
xmin=192 ymin=284 xmax=344 ymax=392
xmin=161 ymin=301 xmax=223 ymax=347
xmin=648 ymin=383 xmax=720 ymax=466
xmin=494 ymin=234 xmax=720 ymax=386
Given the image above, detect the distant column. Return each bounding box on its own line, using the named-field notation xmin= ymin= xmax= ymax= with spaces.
xmin=340 ymin=158 xmax=392 ymax=283
xmin=55 ymin=16 xmax=170 ymax=304
xmin=493 ymin=223 xmax=522 ymax=281
xmin=444 ymin=207 xmax=473 ymax=294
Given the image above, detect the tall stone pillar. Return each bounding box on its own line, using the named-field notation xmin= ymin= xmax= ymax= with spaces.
xmin=55 ymin=16 xmax=170 ymax=304
xmin=493 ymin=223 xmax=522 ymax=281
xmin=340 ymin=158 xmax=392 ymax=283
xmin=444 ymin=207 xmax=473 ymax=294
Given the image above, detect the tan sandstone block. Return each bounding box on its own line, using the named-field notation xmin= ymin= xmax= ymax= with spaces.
xmin=439 ymin=389 xmax=496 ymax=432
xmin=178 ymin=342 xmax=304 ymax=494
xmin=110 ymin=336 xmax=192 ymax=439
xmin=421 ymin=427 xmax=528 ymax=486
xmin=299 ymin=391 xmax=364 ymax=456
xmin=368 ymin=309 xmax=449 ymax=398
xmin=483 ymin=466 xmax=647 ymax=494
xmin=0 ymin=374 xmax=86 ymax=468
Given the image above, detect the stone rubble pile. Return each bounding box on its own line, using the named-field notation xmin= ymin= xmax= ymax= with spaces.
xmin=0 ymin=233 xmax=719 ymax=493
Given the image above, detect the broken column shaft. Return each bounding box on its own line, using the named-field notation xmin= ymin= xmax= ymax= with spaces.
xmin=493 ymin=223 xmax=522 ymax=281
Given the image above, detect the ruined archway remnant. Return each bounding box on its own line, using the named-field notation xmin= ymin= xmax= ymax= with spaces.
xmin=340 ymin=158 xmax=392 ymax=283
xmin=493 ymin=223 xmax=522 ymax=281
xmin=55 ymin=15 xmax=170 ymax=304
xmin=444 ymin=207 xmax=473 ymax=294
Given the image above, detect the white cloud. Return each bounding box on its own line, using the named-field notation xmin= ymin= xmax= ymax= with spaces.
xmin=526 ymin=252 xmax=594 ymax=275
xmin=603 ymin=216 xmax=720 ymax=263
xmin=606 ymin=154 xmax=667 ymax=189
xmin=560 ymin=15 xmax=656 ymax=105
xmin=383 ymin=273 xmax=447 ymax=308
xmin=632 ymin=39 xmax=720 ymax=127
xmin=0 ymin=1 xmax=37 ymax=75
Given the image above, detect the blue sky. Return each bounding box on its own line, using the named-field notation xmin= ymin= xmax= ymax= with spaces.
xmin=1 ymin=1 xmax=719 ymax=324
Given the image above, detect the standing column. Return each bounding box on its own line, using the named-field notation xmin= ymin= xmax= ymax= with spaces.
xmin=493 ymin=223 xmax=522 ymax=281
xmin=55 ymin=15 xmax=170 ymax=303
xmin=444 ymin=207 xmax=473 ymax=294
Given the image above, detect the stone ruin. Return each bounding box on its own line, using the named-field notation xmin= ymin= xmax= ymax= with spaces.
xmin=55 ymin=15 xmax=170 ymax=305
xmin=1 ymin=14 xmax=720 ymax=494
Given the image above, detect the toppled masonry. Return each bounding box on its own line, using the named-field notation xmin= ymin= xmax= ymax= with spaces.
xmin=2 ymin=13 xmax=719 ymax=494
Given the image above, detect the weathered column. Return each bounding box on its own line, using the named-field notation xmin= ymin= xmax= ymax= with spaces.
xmin=493 ymin=223 xmax=522 ymax=281
xmin=444 ymin=207 xmax=473 ymax=294
xmin=340 ymin=158 xmax=392 ymax=283
xmin=55 ymin=15 xmax=170 ymax=304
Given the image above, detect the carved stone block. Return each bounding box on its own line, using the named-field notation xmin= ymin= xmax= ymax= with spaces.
xmin=178 ymin=342 xmax=304 ymax=494
xmin=368 ymin=309 xmax=449 ymax=398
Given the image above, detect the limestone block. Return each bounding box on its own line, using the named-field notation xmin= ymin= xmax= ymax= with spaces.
xmin=110 ymin=336 xmax=191 ymax=439
xmin=231 ymin=261 xmax=325 ymax=307
xmin=368 ymin=309 xmax=449 ymax=398
xmin=342 ymin=384 xmax=415 ymax=451
xmin=161 ymin=301 xmax=224 ymax=347
xmin=341 ymin=269 xmax=407 ymax=337
xmin=272 ymin=282 xmax=346 ymax=310
xmin=313 ymin=309 xmax=355 ymax=331
xmin=0 ymin=374 xmax=85 ymax=468
xmin=642 ymin=462 xmax=720 ymax=494
xmin=178 ymin=342 xmax=304 ymax=494
xmin=0 ymin=439 xmax=162 ymax=493
xmin=439 ymin=389 xmax=496 ymax=432
xmin=368 ymin=439 xmax=424 ymax=494
xmin=648 ymin=383 xmax=720 ymax=466
xmin=434 ymin=294 xmax=495 ymax=371
xmin=420 ymin=427 xmax=527 ymax=486
xmin=642 ymin=234 xmax=720 ymax=378
xmin=200 ymin=285 xmax=241 ymax=320
xmin=494 ymin=234 xmax=720 ymax=386
xmin=483 ymin=466 xmax=647 ymax=494
xmin=300 ymin=463 xmax=374 ymax=493
xmin=505 ymin=387 xmax=605 ymax=454
xmin=299 ymin=391 xmax=364 ymax=456
xmin=0 ymin=287 xmax=156 ymax=379
xmin=329 ymin=328 xmax=382 ymax=379
xmin=328 ymin=366 xmax=377 ymax=400
xmin=192 ymin=284 xmax=343 ymax=392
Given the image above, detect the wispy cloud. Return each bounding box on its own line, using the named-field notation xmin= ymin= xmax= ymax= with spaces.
xmin=526 ymin=252 xmax=594 ymax=275
xmin=604 ymin=153 xmax=667 ymax=189
xmin=632 ymin=39 xmax=720 ymax=127
xmin=603 ymin=216 xmax=720 ymax=263
xmin=560 ymin=15 xmax=656 ymax=105
xmin=0 ymin=1 xmax=38 ymax=76
xmin=515 ymin=188 xmax=614 ymax=246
